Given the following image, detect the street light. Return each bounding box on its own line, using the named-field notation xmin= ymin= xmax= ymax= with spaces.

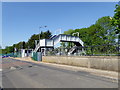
xmin=38 ymin=26 xmax=47 ymax=52
xmin=39 ymin=26 xmax=47 ymax=42
xmin=39 ymin=27 xmax=41 ymax=42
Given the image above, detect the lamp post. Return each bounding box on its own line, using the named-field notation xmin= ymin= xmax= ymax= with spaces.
xmin=39 ymin=26 xmax=47 ymax=41
xmin=38 ymin=26 xmax=47 ymax=52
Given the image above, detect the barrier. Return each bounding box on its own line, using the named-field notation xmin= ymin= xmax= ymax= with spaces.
xmin=42 ymin=56 xmax=119 ymax=72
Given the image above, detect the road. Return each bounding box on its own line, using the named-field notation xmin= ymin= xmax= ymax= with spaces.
xmin=1 ymin=58 xmax=118 ymax=88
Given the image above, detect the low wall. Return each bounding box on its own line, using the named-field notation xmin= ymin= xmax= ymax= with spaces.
xmin=42 ymin=56 xmax=119 ymax=72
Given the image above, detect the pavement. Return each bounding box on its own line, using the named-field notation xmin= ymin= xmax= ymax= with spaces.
xmin=14 ymin=57 xmax=119 ymax=80
xmin=1 ymin=58 xmax=119 ymax=88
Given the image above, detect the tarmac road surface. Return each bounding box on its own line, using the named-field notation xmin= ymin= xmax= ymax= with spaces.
xmin=1 ymin=58 xmax=118 ymax=88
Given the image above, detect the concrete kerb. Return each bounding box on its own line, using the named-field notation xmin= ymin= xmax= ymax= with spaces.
xmin=11 ymin=57 xmax=119 ymax=81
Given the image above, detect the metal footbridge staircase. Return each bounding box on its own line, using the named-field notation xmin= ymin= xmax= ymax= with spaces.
xmin=34 ymin=34 xmax=84 ymax=52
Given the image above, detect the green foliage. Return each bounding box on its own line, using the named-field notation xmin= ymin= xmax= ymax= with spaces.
xmin=111 ymin=2 xmax=120 ymax=42
xmin=112 ymin=4 xmax=120 ymax=34
xmin=41 ymin=30 xmax=52 ymax=39
xmin=0 ymin=49 xmax=2 ymax=54
xmin=27 ymin=30 xmax=52 ymax=49
xmin=95 ymin=16 xmax=117 ymax=44
xmin=2 ymin=46 xmax=14 ymax=54
xmin=63 ymin=16 xmax=117 ymax=47
xmin=2 ymin=30 xmax=52 ymax=54
xmin=62 ymin=16 xmax=118 ymax=55
xmin=64 ymin=29 xmax=74 ymax=35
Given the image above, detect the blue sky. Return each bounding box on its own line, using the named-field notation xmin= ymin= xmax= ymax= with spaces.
xmin=2 ymin=2 xmax=117 ymax=48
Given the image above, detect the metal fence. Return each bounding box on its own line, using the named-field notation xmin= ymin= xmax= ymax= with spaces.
xmin=32 ymin=52 xmax=42 ymax=61
xmin=1 ymin=52 xmax=22 ymax=57
xmin=45 ymin=43 xmax=120 ymax=56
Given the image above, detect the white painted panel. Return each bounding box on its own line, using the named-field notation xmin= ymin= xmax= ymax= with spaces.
xmin=54 ymin=36 xmax=60 ymax=45
xmin=71 ymin=36 xmax=76 ymax=41
xmin=61 ymin=35 xmax=66 ymax=40
xmin=46 ymin=39 xmax=53 ymax=46
xmin=40 ymin=39 xmax=45 ymax=46
xmin=66 ymin=36 xmax=71 ymax=41
xmin=21 ymin=49 xmax=25 ymax=57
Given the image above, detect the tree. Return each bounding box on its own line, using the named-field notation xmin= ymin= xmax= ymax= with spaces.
xmin=61 ymin=16 xmax=117 ymax=55
xmin=112 ymin=2 xmax=120 ymax=43
xmin=112 ymin=3 xmax=120 ymax=34
xmin=3 ymin=46 xmax=14 ymax=54
xmin=95 ymin=16 xmax=117 ymax=44
xmin=82 ymin=24 xmax=105 ymax=46
xmin=27 ymin=30 xmax=52 ymax=49
xmin=43 ymin=30 xmax=52 ymax=39
xmin=0 ymin=45 xmax=1 ymax=54
xmin=27 ymin=34 xmax=38 ymax=49
xmin=64 ymin=29 xmax=74 ymax=35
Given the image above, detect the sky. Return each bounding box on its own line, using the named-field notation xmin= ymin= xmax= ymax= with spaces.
xmin=2 ymin=2 xmax=118 ymax=48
